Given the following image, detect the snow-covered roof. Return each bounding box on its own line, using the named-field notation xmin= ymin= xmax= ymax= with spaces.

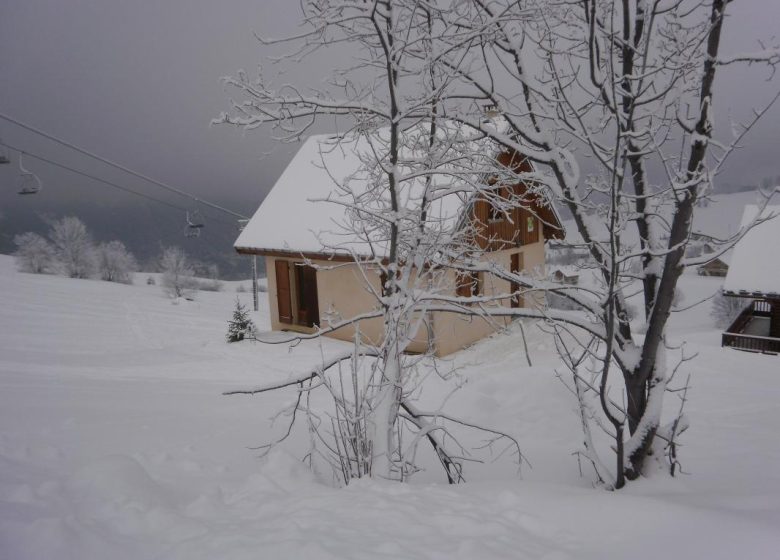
xmin=723 ymin=205 xmax=780 ymax=297
xmin=235 ymin=126 xmax=561 ymax=258
xmin=235 ymin=133 xmax=362 ymax=256
xmin=235 ymin=132 xmax=470 ymax=257
xmin=699 ymin=251 xmax=731 ymax=267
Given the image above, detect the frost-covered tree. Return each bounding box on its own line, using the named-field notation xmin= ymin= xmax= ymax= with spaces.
xmin=195 ymin=263 xmax=222 ymax=292
xmin=217 ymin=0 xmax=778 ymax=488
xmin=711 ymin=290 xmax=746 ymax=329
xmin=226 ymin=298 xmax=256 ymax=342
xmin=13 ymin=232 xmax=56 ymax=274
xmin=96 ymin=240 xmax=137 ymax=284
xmin=49 ymin=216 xmax=96 ymax=279
xmin=217 ymin=0 xmax=523 ymax=483
xmin=414 ymin=0 xmax=780 ymax=487
xmin=159 ymin=246 xmax=196 ymax=299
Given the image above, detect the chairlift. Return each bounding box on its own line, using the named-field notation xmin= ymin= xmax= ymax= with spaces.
xmin=0 ymin=141 xmax=9 ymax=165
xmin=184 ymin=210 xmax=204 ymax=238
xmin=17 ymin=152 xmax=42 ymax=195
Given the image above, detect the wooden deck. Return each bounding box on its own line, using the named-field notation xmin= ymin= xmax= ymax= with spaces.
xmin=722 ymin=300 xmax=780 ymax=354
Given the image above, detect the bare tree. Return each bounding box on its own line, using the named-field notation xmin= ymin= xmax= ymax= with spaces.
xmin=217 ymin=0 xmax=779 ymax=489
xmin=96 ymin=240 xmax=137 ymax=284
xmin=217 ymin=0 xmax=525 ymax=483
xmin=412 ymin=0 xmax=780 ymax=487
xmin=711 ymin=289 xmax=745 ymax=329
xmin=13 ymin=232 xmax=56 ymax=274
xmin=159 ymin=246 xmax=196 ymax=299
xmin=49 ymin=216 xmax=96 ymax=279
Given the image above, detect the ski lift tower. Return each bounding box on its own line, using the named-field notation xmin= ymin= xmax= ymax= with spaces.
xmin=238 ymin=219 xmax=258 ymax=311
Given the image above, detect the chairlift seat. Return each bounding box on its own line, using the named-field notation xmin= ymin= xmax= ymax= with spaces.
xmin=17 ymin=174 xmax=41 ymax=195
xmin=184 ymin=211 xmax=204 ymax=237
xmin=0 ymin=142 xmax=10 ymax=164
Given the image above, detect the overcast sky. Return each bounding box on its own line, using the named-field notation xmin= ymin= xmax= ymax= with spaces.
xmin=2 ymin=0 xmax=780 ymax=222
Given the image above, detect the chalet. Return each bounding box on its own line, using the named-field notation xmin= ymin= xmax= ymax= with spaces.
xmin=688 ymin=232 xmax=717 ymax=255
xmin=235 ymin=132 xmax=563 ymax=356
xmin=697 ymin=253 xmax=730 ymax=277
xmin=549 ymin=267 xmax=580 ymax=285
xmin=721 ymin=205 xmax=780 ymax=354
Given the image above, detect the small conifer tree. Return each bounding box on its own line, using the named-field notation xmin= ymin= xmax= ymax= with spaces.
xmin=226 ymin=298 xmax=256 ymax=343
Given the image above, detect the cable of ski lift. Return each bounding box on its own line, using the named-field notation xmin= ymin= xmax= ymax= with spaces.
xmin=0 ymin=112 xmax=248 ymax=220
xmin=0 ymin=140 xmax=238 ymax=228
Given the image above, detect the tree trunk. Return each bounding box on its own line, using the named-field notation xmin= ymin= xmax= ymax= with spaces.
xmin=372 ymin=304 xmax=404 ymax=479
xmin=624 ymin=373 xmax=653 ymax=479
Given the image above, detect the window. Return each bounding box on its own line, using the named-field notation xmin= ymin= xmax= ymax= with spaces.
xmin=488 ymin=187 xmax=507 ymax=223
xmin=456 ymin=271 xmax=481 ymax=299
xmin=275 ymin=260 xmax=293 ymax=324
xmin=488 ymin=204 xmax=504 ymax=223
xmin=527 ymin=216 xmax=535 ymax=232
xmin=294 ymin=263 xmax=320 ymax=328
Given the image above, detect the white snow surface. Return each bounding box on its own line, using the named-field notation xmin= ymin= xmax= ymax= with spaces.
xmin=1 ymin=254 xmax=780 ymax=559
xmin=723 ymin=205 xmax=780 ymax=295
xmin=235 ymin=132 xmax=468 ymax=257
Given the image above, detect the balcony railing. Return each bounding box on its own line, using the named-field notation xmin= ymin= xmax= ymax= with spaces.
xmin=722 ymin=300 xmax=779 ymax=354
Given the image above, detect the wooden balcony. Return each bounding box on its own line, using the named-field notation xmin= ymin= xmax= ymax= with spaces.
xmin=722 ymin=300 xmax=780 ymax=355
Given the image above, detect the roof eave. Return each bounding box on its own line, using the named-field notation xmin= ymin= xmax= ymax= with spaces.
xmin=234 ymin=245 xmax=374 ymax=263
xmin=723 ymin=289 xmax=780 ymax=300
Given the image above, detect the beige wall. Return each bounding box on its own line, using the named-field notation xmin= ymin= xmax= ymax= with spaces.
xmin=264 ymin=234 xmax=547 ymax=357
xmin=430 ymin=238 xmax=546 ymax=355
xmin=265 ymin=256 xmax=429 ymax=353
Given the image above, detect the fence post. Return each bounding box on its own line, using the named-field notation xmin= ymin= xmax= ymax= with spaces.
xmin=252 ymin=255 xmax=259 ymax=312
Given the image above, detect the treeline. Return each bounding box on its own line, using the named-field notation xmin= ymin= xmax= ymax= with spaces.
xmin=13 ymin=216 xmax=223 ymax=296
xmin=14 ymin=216 xmax=137 ymax=283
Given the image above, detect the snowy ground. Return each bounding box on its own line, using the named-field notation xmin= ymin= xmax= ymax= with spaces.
xmin=1 ymin=253 xmax=779 ymax=559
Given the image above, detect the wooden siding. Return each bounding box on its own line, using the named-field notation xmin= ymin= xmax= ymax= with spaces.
xmin=697 ymin=259 xmax=728 ymax=277
xmin=469 ymin=151 xmax=560 ymax=251
xmin=471 ymin=183 xmax=547 ymax=251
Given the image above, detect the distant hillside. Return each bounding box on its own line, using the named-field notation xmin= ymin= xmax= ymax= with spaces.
xmin=558 ymin=189 xmax=769 ymax=248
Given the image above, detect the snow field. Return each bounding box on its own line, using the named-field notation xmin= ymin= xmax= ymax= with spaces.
xmin=1 ymin=254 xmax=779 ymax=559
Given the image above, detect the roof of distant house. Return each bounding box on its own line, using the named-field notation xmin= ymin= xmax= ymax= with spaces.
xmin=699 ymin=251 xmax=732 ymax=267
xmin=723 ymin=205 xmax=780 ymax=297
xmin=549 ymin=265 xmax=580 ymax=277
